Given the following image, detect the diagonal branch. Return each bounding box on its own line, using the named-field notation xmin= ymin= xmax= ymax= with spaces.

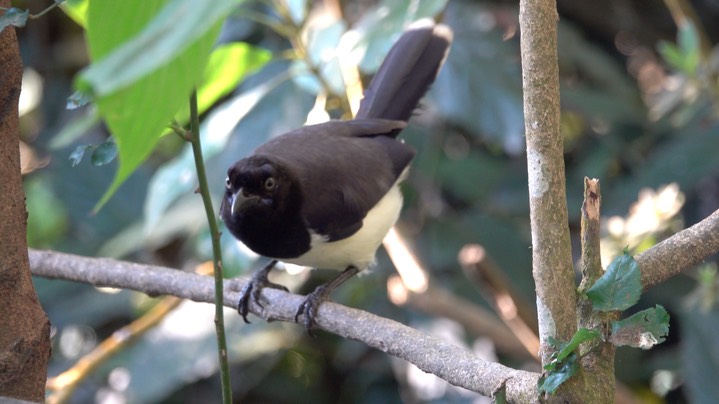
xmin=637 ymin=207 xmax=719 ymax=289
xmin=28 ymin=249 xmax=539 ymax=401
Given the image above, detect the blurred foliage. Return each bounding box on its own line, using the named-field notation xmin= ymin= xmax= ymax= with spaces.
xmin=13 ymin=0 xmax=719 ymax=402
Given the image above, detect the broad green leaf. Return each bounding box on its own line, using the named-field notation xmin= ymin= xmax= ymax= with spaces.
xmin=59 ymin=0 xmax=88 ymax=28
xmin=78 ymin=0 xmax=240 ymax=98
xmin=586 ymin=251 xmax=642 ymax=312
xmin=80 ymin=0 xmax=239 ymax=211
xmin=538 ymin=353 xmax=579 ymax=395
xmin=0 ymin=8 xmax=29 ymax=31
xmin=610 ymin=305 xmax=669 ymax=349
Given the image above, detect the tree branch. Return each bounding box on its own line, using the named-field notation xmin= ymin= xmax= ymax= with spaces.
xmin=519 ymin=0 xmax=577 ymax=361
xmin=29 ymin=249 xmax=539 ymax=401
xmin=637 ymin=207 xmax=719 ymax=289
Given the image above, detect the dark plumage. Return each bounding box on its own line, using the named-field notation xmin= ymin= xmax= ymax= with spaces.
xmin=220 ymin=21 xmax=452 ymax=332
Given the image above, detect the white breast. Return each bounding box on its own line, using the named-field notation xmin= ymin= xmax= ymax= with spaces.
xmin=283 ymin=182 xmax=404 ymax=271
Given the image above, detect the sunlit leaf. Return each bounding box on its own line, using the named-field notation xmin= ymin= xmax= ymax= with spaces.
xmin=78 ymin=0 xmax=240 ymax=211
xmin=175 ymin=42 xmax=272 ymax=122
xmin=59 ymin=0 xmax=88 ymax=28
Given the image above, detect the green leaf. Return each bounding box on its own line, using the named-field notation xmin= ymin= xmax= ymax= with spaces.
xmin=677 ymin=21 xmax=700 ymax=74
xmin=59 ymin=0 xmax=88 ymax=28
xmin=610 ymin=305 xmax=670 ymax=349
xmin=91 ymin=139 xmax=118 ymax=166
xmin=555 ymin=328 xmax=601 ymax=363
xmin=538 ymin=353 xmax=579 ymax=395
xmin=79 ymin=0 xmax=239 ymax=211
xmin=586 ymin=251 xmax=642 ymax=312
xmin=657 ymin=41 xmax=684 ymax=72
xmin=78 ymin=0 xmax=239 ymax=98
xmin=0 ymin=8 xmax=29 ymax=31
xmin=199 ymin=43 xmax=271 ymax=112
xmin=657 ymin=21 xmax=701 ymax=75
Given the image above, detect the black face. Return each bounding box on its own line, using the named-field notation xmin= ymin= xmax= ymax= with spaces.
xmin=220 ymin=155 xmax=311 ymax=259
xmin=221 ymin=156 xmax=282 ymax=222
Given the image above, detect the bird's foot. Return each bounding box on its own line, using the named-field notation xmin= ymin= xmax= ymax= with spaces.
xmin=294 ymin=266 xmax=360 ymax=336
xmin=294 ymin=284 xmax=333 ymax=336
xmin=237 ymin=260 xmax=287 ymax=323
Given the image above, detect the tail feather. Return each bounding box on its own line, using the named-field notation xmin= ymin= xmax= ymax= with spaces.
xmin=355 ymin=21 xmax=452 ymax=122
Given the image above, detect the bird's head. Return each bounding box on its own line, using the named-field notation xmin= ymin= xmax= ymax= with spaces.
xmin=220 ymin=155 xmax=295 ymax=224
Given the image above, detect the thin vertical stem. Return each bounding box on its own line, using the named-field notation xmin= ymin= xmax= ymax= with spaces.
xmin=187 ymin=90 xmax=232 ymax=403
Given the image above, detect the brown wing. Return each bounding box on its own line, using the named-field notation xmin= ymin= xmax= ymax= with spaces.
xmin=255 ymin=119 xmax=414 ymax=241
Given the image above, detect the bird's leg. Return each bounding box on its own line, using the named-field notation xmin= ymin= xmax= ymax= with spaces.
xmin=295 ymin=265 xmax=360 ymax=335
xmin=237 ymin=259 xmax=288 ymax=323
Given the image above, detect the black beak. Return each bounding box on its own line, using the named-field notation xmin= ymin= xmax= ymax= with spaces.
xmin=230 ymin=188 xmax=259 ymax=216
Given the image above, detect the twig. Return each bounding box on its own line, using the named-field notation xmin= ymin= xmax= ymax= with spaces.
xmin=28 ymin=249 xmax=539 ymax=401
xmin=576 ymin=178 xmax=617 ymax=404
xmin=0 ymin=1 xmax=62 ymax=20
xmin=187 ymin=90 xmax=232 ymax=403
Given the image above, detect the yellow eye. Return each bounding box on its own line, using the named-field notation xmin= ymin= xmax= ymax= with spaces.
xmin=264 ymin=177 xmax=276 ymax=190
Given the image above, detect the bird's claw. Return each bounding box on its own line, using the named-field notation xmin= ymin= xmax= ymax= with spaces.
xmin=237 ymin=264 xmax=288 ymax=323
xmin=294 ymin=284 xmax=331 ymax=337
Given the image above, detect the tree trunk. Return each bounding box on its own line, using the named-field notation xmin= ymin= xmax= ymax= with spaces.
xmin=0 ymin=8 xmax=52 ymax=402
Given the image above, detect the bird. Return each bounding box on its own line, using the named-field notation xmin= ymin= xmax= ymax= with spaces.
xmin=220 ymin=20 xmax=452 ymax=332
